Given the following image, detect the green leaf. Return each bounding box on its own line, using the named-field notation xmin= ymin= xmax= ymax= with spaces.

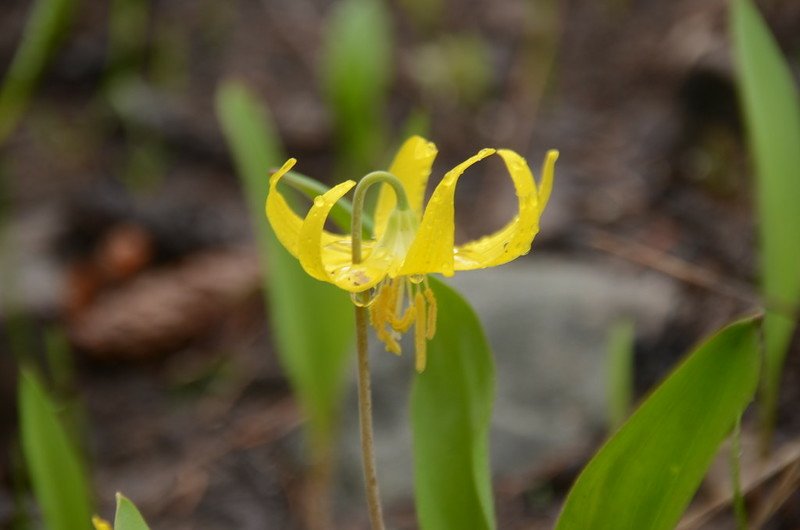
xmin=411 ymin=277 xmax=496 ymax=530
xmin=0 ymin=0 xmax=76 ymax=144
xmin=606 ymin=318 xmax=635 ymax=428
xmin=215 ymin=81 xmax=354 ymax=447
xmin=731 ymin=0 xmax=800 ymax=442
xmin=114 ymin=493 xmax=150 ymax=530
xmin=283 ymin=169 xmax=368 ymax=234
xmin=107 ymin=0 xmax=149 ymax=78
xmin=18 ymin=370 xmax=93 ymax=530
xmin=323 ymin=0 xmax=392 ymax=171
xmin=555 ymin=318 xmax=761 ymax=530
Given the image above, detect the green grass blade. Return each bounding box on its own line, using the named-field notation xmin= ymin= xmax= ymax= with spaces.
xmin=606 ymin=318 xmax=635 ymax=428
xmin=731 ymin=0 xmax=800 ymax=445
xmin=113 ymin=493 xmax=150 ymax=530
xmin=18 ymin=370 xmax=93 ymax=530
xmin=0 ymin=0 xmax=77 ymax=144
xmin=555 ymin=318 xmax=760 ymax=530
xmin=322 ymin=0 xmax=392 ymax=172
xmin=282 ymin=170 xmax=369 ymax=234
xmin=215 ymin=81 xmax=354 ymax=447
xmin=411 ymin=278 xmax=496 ymax=530
xmin=107 ymin=0 xmax=149 ymax=79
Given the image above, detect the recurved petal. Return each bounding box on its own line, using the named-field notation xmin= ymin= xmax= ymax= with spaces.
xmin=373 ymin=136 xmax=437 ymax=239
xmin=538 ymin=149 xmax=559 ymax=210
xmin=398 ymin=148 xmax=496 ymax=277
xmin=266 ymin=159 xmax=350 ymax=258
xmin=266 ymin=159 xmax=303 ymax=256
xmin=298 ymin=181 xmax=392 ymax=292
xmin=452 ymin=149 xmax=551 ymax=270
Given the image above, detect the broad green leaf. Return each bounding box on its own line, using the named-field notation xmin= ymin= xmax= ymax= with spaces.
xmin=215 ymin=81 xmax=354 ymax=447
xmin=0 ymin=0 xmax=76 ymax=144
xmin=731 ymin=0 xmax=800 ymax=442
xmin=411 ymin=277 xmax=496 ymax=530
xmin=114 ymin=493 xmax=150 ymax=530
xmin=323 ymin=0 xmax=392 ymax=172
xmin=18 ymin=370 xmax=93 ymax=530
xmin=555 ymin=318 xmax=760 ymax=530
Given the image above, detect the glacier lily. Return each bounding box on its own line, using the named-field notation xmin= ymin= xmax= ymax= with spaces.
xmin=266 ymin=135 xmax=557 ymax=372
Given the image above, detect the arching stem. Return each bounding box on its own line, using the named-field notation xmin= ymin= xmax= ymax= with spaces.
xmin=350 ymin=170 xmax=407 ymax=530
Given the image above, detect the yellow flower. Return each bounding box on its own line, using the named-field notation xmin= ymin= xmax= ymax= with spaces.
xmin=92 ymin=516 xmax=113 ymax=530
xmin=266 ymin=136 xmax=558 ymax=371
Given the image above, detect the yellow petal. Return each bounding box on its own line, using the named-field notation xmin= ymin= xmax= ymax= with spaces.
xmin=297 ymin=180 xmax=391 ymax=292
xmin=92 ymin=516 xmax=113 ymax=530
xmin=452 ymin=149 xmax=558 ymax=270
xmin=373 ymin=136 xmax=438 ymax=239
xmin=538 ymin=149 xmax=559 ymax=210
xmin=398 ymin=148 xmax=496 ymax=276
xmin=265 ymin=159 xmax=303 ymax=256
xmin=266 ymin=159 xmax=348 ymax=258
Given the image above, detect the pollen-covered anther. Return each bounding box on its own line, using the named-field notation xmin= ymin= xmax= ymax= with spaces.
xmin=414 ymin=291 xmax=427 ymax=372
xmin=424 ymin=286 xmax=437 ymax=340
xmin=378 ymin=326 xmax=401 ymax=355
xmin=370 ymin=280 xmax=404 ymax=355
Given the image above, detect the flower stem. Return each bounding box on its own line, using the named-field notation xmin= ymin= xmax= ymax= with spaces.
xmin=350 ymin=171 xmax=404 ymax=530
xmin=355 ymin=304 xmax=386 ymax=530
xmin=351 ymin=170 xmax=409 ymax=263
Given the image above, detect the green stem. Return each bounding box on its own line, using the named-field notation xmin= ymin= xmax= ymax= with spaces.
xmin=351 ymin=171 xmax=409 ymax=263
xmin=354 ymin=305 xmax=385 ymax=530
xmin=283 ymin=170 xmax=373 ymax=235
xmin=349 ymin=170 xmax=408 ymax=530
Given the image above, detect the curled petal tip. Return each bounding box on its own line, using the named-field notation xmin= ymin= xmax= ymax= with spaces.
xmin=269 ymin=158 xmax=297 ymax=184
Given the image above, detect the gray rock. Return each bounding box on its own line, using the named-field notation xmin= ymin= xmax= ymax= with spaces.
xmin=336 ymin=256 xmax=679 ymax=510
xmin=0 ymin=207 xmax=64 ymax=318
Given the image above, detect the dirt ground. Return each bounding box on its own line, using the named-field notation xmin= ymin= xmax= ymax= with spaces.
xmin=1 ymin=0 xmax=799 ymax=528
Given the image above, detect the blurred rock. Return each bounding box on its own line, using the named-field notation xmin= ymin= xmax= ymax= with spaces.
xmin=0 ymin=207 xmax=64 ymax=318
xmin=69 ymin=248 xmax=261 ymax=360
xmin=336 ymin=256 xmax=679 ymax=510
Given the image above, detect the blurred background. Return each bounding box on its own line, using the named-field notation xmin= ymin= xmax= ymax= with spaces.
xmin=1 ymin=0 xmax=800 ymax=528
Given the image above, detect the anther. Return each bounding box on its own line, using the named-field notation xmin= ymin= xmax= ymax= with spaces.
xmin=424 ymin=287 xmax=437 ymax=340
xmin=414 ymin=291 xmax=427 ymax=372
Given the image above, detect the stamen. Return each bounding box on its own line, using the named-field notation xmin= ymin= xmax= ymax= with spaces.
xmin=414 ymin=291 xmax=427 ymax=372
xmin=368 ymin=283 xmax=386 ymax=329
xmin=384 ymin=278 xmax=400 ymax=316
xmin=379 ymin=327 xmax=401 ymax=355
xmin=393 ymin=277 xmax=406 ymax=317
xmin=369 ymin=281 xmax=402 ymax=354
xmin=392 ymin=293 xmax=416 ymax=332
xmin=424 ymin=287 xmax=437 ymax=340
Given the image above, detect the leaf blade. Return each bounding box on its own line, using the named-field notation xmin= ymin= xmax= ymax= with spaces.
xmin=215 ymin=81 xmax=354 ymax=446
xmin=555 ymin=318 xmax=760 ymax=530
xmin=323 ymin=0 xmax=392 ymax=171
xmin=0 ymin=0 xmax=76 ymax=143
xmin=18 ymin=370 xmax=93 ymax=530
xmin=114 ymin=493 xmax=150 ymax=530
xmin=411 ymin=278 xmax=496 ymax=530
xmin=731 ymin=0 xmax=800 ymax=439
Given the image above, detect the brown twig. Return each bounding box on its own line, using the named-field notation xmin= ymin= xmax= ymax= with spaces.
xmin=586 ymin=229 xmax=797 ymax=319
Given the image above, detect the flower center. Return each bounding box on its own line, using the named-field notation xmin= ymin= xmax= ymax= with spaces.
xmin=373 ymin=206 xmax=419 ymax=275
xmin=368 ymin=275 xmax=437 ymax=372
